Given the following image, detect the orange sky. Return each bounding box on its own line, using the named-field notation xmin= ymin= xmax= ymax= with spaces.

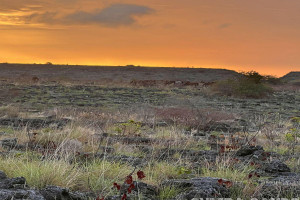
xmin=0 ymin=0 xmax=299 ymax=76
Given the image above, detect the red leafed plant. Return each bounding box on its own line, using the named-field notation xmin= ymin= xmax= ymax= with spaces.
xmin=224 ymin=181 xmax=233 ymax=188
xmin=218 ymin=179 xmax=233 ymax=188
xmin=113 ymin=182 xmax=121 ymax=190
xmin=121 ymin=194 xmax=127 ymax=200
xmin=125 ymin=175 xmax=133 ymax=184
xmin=137 ymin=170 xmax=146 ymax=179
xmin=248 ymin=173 xmax=253 ymax=179
xmin=219 ymin=145 xmax=225 ymax=154
xmin=111 ymin=167 xmax=146 ymax=200
xmin=218 ymin=179 xmax=223 ymax=185
xmin=127 ymin=183 xmax=135 ymax=194
xmin=248 ymin=172 xmax=260 ymax=179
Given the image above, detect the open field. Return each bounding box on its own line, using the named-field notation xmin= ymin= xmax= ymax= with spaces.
xmin=0 ymin=64 xmax=299 ymax=200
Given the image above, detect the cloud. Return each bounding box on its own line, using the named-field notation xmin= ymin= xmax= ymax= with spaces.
xmin=218 ymin=23 xmax=232 ymax=29
xmin=0 ymin=0 xmax=76 ymax=12
xmin=24 ymin=12 xmax=59 ymax=24
xmin=24 ymin=4 xmax=154 ymax=27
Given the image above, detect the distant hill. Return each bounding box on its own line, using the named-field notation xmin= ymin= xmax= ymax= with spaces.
xmin=280 ymin=71 xmax=300 ymax=84
xmin=0 ymin=63 xmax=241 ymax=83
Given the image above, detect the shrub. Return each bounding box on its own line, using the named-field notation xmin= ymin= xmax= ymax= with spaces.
xmin=212 ymin=71 xmax=273 ymax=98
xmin=235 ymin=79 xmax=273 ymax=98
xmin=241 ymin=70 xmax=264 ymax=84
xmin=113 ymin=120 xmax=141 ymax=136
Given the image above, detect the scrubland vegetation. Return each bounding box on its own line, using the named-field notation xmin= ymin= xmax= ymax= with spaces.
xmin=0 ymin=67 xmax=299 ymax=199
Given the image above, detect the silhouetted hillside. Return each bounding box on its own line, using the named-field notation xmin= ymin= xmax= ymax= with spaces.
xmin=0 ymin=63 xmax=240 ymax=83
xmin=280 ymin=71 xmax=300 ymax=83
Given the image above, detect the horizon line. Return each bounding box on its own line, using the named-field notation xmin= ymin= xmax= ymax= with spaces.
xmin=1 ymin=62 xmax=298 ymax=77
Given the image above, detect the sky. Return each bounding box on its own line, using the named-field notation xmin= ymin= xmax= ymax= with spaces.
xmin=0 ymin=0 xmax=300 ymax=76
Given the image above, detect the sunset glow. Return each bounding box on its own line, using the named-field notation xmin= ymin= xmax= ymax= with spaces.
xmin=1 ymin=0 xmax=300 ymax=76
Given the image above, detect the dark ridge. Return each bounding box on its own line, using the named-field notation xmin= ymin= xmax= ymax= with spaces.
xmin=0 ymin=63 xmax=241 ymax=82
xmin=280 ymin=71 xmax=300 ymax=83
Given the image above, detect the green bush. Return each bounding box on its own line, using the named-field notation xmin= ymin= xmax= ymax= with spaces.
xmin=113 ymin=120 xmax=141 ymax=136
xmin=235 ymin=79 xmax=273 ymax=98
xmin=212 ymin=71 xmax=273 ymax=98
xmin=242 ymin=70 xmax=264 ymax=84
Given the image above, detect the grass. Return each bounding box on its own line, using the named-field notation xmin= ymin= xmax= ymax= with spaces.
xmin=0 ymin=108 xmax=298 ymax=197
xmin=79 ymin=160 xmax=132 ymax=194
xmin=0 ymin=127 xmax=15 ymax=134
xmin=201 ymin=157 xmax=254 ymax=182
xmin=143 ymin=161 xmax=190 ymax=186
xmin=159 ymin=186 xmax=183 ymax=200
xmin=0 ymin=153 xmax=80 ymax=189
xmin=201 ymin=156 xmax=266 ymax=199
xmin=0 ymin=152 xmax=133 ymax=194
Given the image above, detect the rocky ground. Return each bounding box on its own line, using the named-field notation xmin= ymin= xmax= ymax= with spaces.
xmin=0 ymin=71 xmax=299 ymax=199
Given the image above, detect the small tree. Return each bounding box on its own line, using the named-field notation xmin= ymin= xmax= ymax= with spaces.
xmin=242 ymin=71 xmax=264 ymax=84
xmin=212 ymin=71 xmax=273 ymax=98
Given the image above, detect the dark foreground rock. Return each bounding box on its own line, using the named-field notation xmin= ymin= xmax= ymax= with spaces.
xmin=40 ymin=186 xmax=92 ymax=200
xmin=235 ymin=145 xmax=264 ymax=157
xmin=162 ymin=177 xmax=231 ymax=199
xmin=263 ymin=160 xmax=291 ymax=174
xmin=0 ymin=189 xmax=45 ymax=200
xmin=0 ymin=171 xmax=45 ymax=200
xmin=256 ymin=173 xmax=300 ymax=198
xmin=106 ymin=182 xmax=159 ymax=200
xmin=0 ymin=171 xmax=92 ymax=200
xmin=0 ymin=138 xmax=18 ymax=150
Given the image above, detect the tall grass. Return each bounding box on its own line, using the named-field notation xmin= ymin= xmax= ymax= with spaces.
xmin=0 ymin=153 xmax=80 ymax=189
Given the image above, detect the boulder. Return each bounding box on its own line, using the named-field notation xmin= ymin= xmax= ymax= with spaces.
xmin=0 ymin=138 xmax=17 ymax=149
xmin=162 ymin=177 xmax=231 ymax=199
xmin=105 ymin=182 xmax=158 ymax=200
xmin=236 ymin=145 xmax=264 ymax=157
xmin=133 ymin=181 xmax=158 ymax=199
xmin=263 ymin=160 xmax=291 ymax=173
xmin=0 ymin=189 xmax=45 ymax=200
xmin=256 ymin=173 xmax=300 ymax=198
xmin=0 ymin=171 xmax=91 ymax=200
xmin=40 ymin=186 xmax=91 ymax=200
xmin=0 ymin=171 xmax=44 ymax=200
